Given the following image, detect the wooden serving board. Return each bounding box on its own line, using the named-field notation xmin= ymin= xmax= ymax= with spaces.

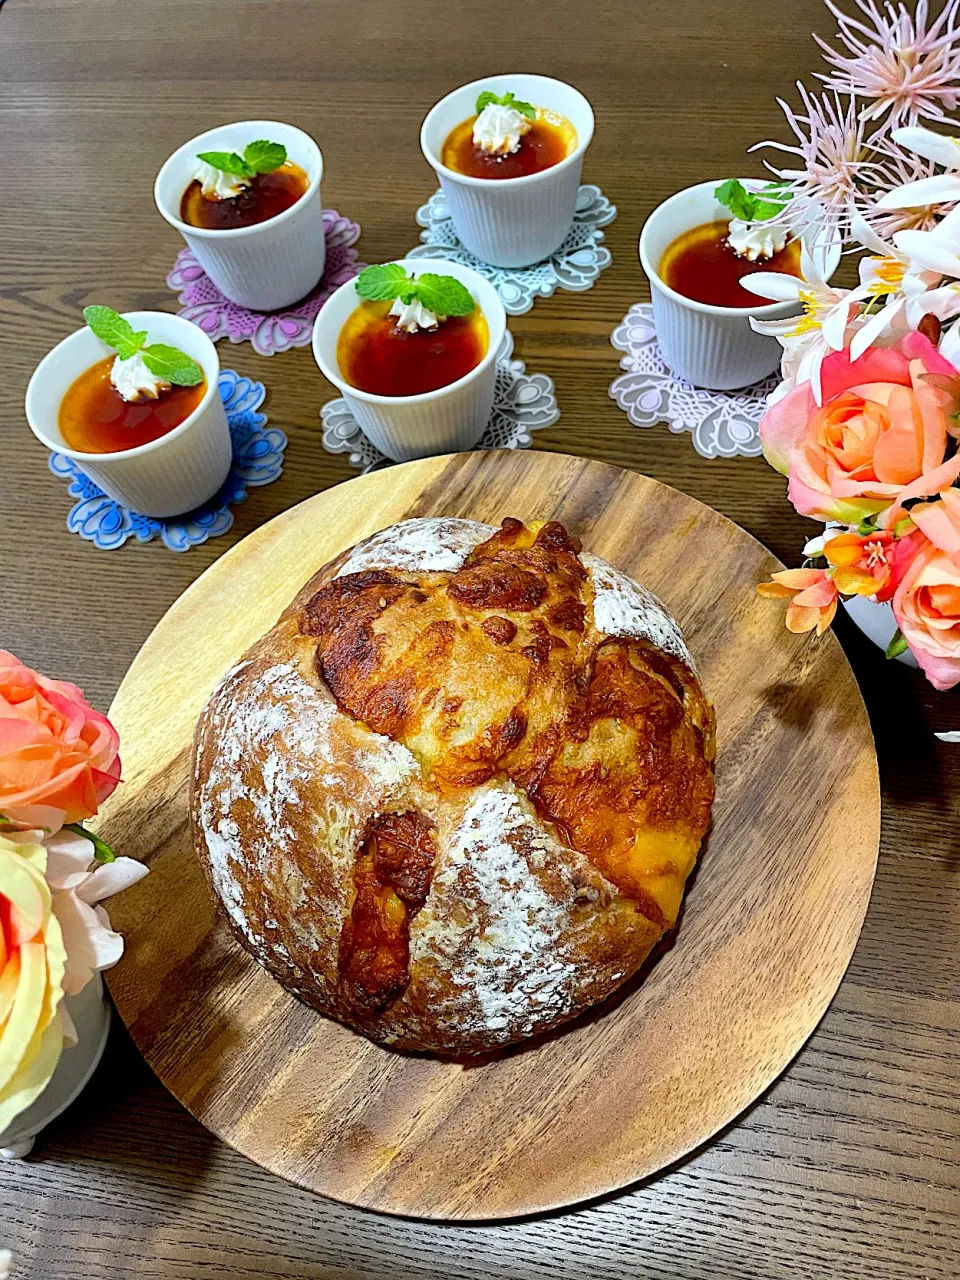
xmin=99 ymin=450 xmax=880 ymax=1221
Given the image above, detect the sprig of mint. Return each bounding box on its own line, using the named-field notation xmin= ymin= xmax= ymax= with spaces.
xmin=476 ymin=89 xmax=536 ymax=121
xmin=715 ymin=179 xmax=790 ymax=223
xmin=355 ymin=264 xmax=475 ymax=317
xmin=196 ymin=139 xmax=287 ymax=179
xmin=64 ymin=821 xmax=117 ymax=864
xmin=83 ymin=306 xmax=204 ymax=386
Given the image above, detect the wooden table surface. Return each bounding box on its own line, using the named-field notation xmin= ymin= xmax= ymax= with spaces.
xmin=1 ymin=0 xmax=958 ymax=1275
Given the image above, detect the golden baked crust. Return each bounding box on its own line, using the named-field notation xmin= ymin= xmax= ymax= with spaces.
xmin=191 ymin=517 xmax=715 ymax=1055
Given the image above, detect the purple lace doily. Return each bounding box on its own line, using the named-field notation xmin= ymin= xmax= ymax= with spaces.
xmin=166 ymin=209 xmax=364 ymax=356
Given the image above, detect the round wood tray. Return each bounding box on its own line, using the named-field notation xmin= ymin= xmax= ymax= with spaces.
xmin=100 ymin=451 xmax=880 ymax=1220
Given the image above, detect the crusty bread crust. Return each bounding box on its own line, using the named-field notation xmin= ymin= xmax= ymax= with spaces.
xmin=191 ymin=518 xmax=715 ymax=1055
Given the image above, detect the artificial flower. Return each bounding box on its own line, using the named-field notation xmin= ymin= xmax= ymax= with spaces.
xmin=876 ymin=124 xmax=960 ymax=209
xmin=751 ymin=84 xmax=889 ymax=240
xmin=759 ymin=330 xmax=960 ymax=522
xmin=758 ymin=567 xmax=840 ymax=634
xmin=43 ymin=828 xmax=147 ymax=997
xmin=909 ymin=486 xmax=960 ymax=563
xmin=0 ymin=831 xmax=67 ymax=1134
xmin=816 ymin=0 xmax=960 ymax=127
xmin=864 ymin=140 xmax=958 ymax=235
xmin=744 ymin=239 xmax=850 ymax=402
xmin=0 ymin=651 xmax=121 ymax=833
xmin=893 ymin=532 xmax=960 ymax=688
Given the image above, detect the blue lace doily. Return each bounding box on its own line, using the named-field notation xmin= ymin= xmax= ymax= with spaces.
xmin=407 ymin=184 xmax=616 ymax=315
xmin=48 ymin=370 xmax=286 ymax=552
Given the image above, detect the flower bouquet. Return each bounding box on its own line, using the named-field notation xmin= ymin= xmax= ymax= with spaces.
xmin=0 ymin=650 xmax=146 ymax=1146
xmin=721 ymin=0 xmax=960 ymax=689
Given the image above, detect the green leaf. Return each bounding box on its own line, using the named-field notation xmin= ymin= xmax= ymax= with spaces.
xmin=64 ymin=822 xmax=116 ymax=864
xmin=355 ymin=262 xmax=412 ymax=302
xmin=243 ymin=139 xmax=287 ymax=174
xmin=413 ymin=273 xmax=475 ymax=317
xmin=196 ymin=149 xmax=252 ymax=177
xmin=715 ymin=179 xmax=788 ymax=223
xmin=475 ymin=89 xmax=536 ymax=120
xmin=141 ymin=344 xmax=204 ymax=386
xmin=885 ymin=628 xmax=909 ymax=660
xmin=857 ymin=517 xmax=879 ymax=536
xmin=83 ymin=305 xmax=145 ymax=360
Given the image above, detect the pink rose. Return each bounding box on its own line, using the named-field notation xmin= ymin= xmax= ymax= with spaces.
xmin=760 ymin=332 xmax=960 ymax=524
xmin=893 ymin=535 xmax=960 ymax=691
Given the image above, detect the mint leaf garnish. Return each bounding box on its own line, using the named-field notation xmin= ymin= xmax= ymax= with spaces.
xmin=141 ymin=344 xmax=204 ymax=386
xmin=715 ymin=179 xmax=789 ymax=223
xmin=476 ymin=89 xmax=536 ymax=121
xmin=355 ymin=264 xmax=475 ymax=318
xmin=64 ymin=821 xmax=117 ymax=864
xmin=83 ymin=306 xmax=147 ymax=360
xmin=244 ymin=140 xmax=287 ymax=174
xmin=197 ymin=141 xmax=287 ymax=179
xmin=356 ymin=263 xmax=415 ymax=302
xmin=197 ymin=149 xmax=251 ymax=177
xmin=413 ymin=273 xmax=475 ymax=317
xmin=885 ymin=628 xmax=909 ymax=660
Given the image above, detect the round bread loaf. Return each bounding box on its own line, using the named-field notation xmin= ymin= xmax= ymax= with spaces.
xmin=191 ymin=517 xmax=715 ymax=1056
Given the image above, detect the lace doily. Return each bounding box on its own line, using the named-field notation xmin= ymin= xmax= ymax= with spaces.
xmin=609 ymin=304 xmax=778 ymax=458
xmin=407 ymin=185 xmax=616 ymax=315
xmin=321 ymin=331 xmax=558 ymax=472
xmin=166 ymin=210 xmax=364 ymax=356
xmin=49 ymin=371 xmax=285 ymax=551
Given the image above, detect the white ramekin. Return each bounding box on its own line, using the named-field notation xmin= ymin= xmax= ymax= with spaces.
xmin=155 ymin=120 xmax=325 ymax=311
xmin=313 ymin=258 xmax=507 ymax=461
xmin=420 ymin=75 xmax=595 ymax=269
xmin=26 ymin=310 xmax=231 ymax=518
xmin=639 ymin=180 xmax=811 ymax=391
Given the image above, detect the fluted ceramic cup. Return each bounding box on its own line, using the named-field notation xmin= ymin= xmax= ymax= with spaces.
xmin=639 ymin=180 xmax=809 ymax=391
xmin=155 ymin=120 xmax=325 ymax=311
xmin=313 ymin=258 xmax=507 ymax=462
xmin=26 ymin=311 xmax=231 ymax=518
xmin=420 ymin=75 xmax=594 ymax=269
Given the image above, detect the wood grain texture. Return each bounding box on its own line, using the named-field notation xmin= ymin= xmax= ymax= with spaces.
xmin=94 ymin=450 xmax=879 ymax=1219
xmin=0 ymin=0 xmax=958 ymax=1272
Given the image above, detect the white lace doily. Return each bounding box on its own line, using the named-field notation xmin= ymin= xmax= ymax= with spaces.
xmin=609 ymin=304 xmax=778 ymax=459
xmin=320 ymin=331 xmax=559 ymax=472
xmin=406 ymin=185 xmax=616 ymax=315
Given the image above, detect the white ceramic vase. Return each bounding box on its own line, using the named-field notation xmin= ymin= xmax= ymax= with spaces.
xmin=0 ymin=975 xmax=111 ymax=1160
xmin=155 ymin=120 xmax=326 ymax=311
xmin=25 ymin=310 xmax=231 ymax=518
xmin=420 ymin=74 xmax=595 ymax=269
xmin=313 ymin=258 xmax=507 ymax=461
xmin=842 ymin=595 xmax=918 ymax=667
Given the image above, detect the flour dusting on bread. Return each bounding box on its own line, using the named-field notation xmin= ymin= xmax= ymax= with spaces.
xmin=336 ymin=517 xmax=493 ymax=577
xmin=584 ymin=553 xmax=693 ymax=664
xmin=409 ymin=785 xmax=577 ymax=1036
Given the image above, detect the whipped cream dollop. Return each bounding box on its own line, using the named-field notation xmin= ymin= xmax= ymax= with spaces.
xmin=472 ymin=102 xmax=532 ymax=156
xmin=389 ymin=297 xmax=440 ymax=333
xmin=110 ymin=352 xmax=171 ymax=403
xmin=194 ymin=159 xmax=250 ymax=200
xmin=727 ymin=217 xmax=788 ymax=261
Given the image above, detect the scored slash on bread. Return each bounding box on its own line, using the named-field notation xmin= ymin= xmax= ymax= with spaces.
xmin=191 ymin=517 xmax=715 ymax=1056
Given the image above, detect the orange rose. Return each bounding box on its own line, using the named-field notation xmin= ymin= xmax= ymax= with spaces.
xmin=760 ymin=333 xmax=960 ymax=524
xmin=0 ymin=652 xmax=121 ymax=832
xmin=893 ymin=533 xmax=960 ymax=691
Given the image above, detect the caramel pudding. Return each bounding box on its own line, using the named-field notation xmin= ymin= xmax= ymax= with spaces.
xmin=59 ymin=356 xmax=206 ymax=453
xmin=180 ymin=161 xmax=309 ymax=231
xmin=442 ymin=110 xmax=576 ymax=179
xmin=336 ymin=301 xmax=489 ymax=397
xmin=659 ymin=220 xmax=802 ymax=308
